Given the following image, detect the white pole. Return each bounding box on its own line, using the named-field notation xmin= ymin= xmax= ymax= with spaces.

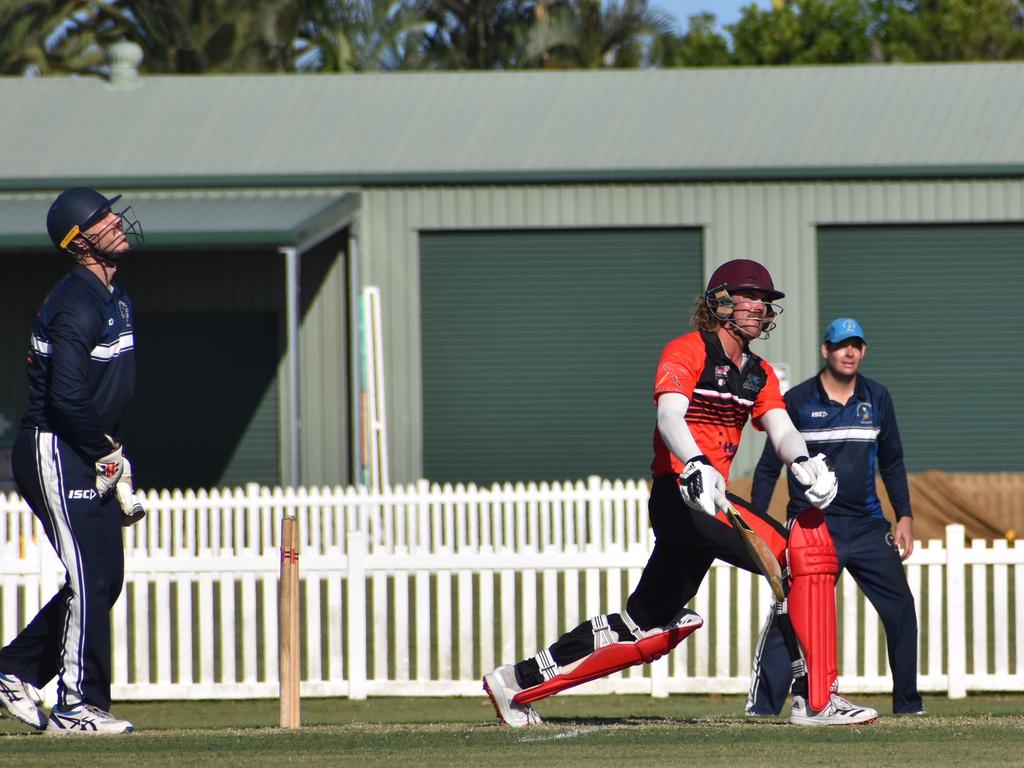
xmin=945 ymin=523 xmax=967 ymax=699
xmin=281 ymin=246 xmax=301 ymax=486
xmin=348 ymin=227 xmax=364 ymax=487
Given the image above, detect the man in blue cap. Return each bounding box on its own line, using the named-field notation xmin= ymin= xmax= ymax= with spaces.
xmin=745 ymin=317 xmax=924 ymax=717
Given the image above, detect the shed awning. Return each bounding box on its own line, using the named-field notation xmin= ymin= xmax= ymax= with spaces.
xmin=0 ymin=189 xmax=360 ymax=250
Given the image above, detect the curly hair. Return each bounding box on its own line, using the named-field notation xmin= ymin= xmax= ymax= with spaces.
xmin=690 ymin=295 xmax=720 ymax=333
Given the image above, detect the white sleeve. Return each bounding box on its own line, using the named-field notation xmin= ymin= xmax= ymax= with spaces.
xmin=759 ymin=408 xmax=810 ymax=465
xmin=656 ymin=392 xmax=703 ymax=465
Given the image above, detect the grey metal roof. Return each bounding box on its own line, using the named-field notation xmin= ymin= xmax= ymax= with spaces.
xmin=0 ymin=189 xmax=359 ymax=248
xmin=2 ymin=63 xmax=1023 ymax=188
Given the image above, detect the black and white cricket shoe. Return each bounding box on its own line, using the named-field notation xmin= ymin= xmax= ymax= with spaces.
xmin=0 ymin=672 xmax=47 ymax=730
xmin=46 ymin=703 xmax=135 ymax=735
xmin=790 ymin=692 xmax=878 ymax=726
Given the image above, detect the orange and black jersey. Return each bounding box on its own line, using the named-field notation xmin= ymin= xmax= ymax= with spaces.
xmin=651 ymin=330 xmax=785 ymax=481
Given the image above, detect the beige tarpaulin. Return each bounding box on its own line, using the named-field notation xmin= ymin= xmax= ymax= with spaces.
xmin=729 ymin=471 xmax=1018 ymax=541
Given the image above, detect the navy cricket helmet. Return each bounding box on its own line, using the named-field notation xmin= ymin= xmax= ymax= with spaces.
xmin=46 ymin=187 xmax=123 ymax=251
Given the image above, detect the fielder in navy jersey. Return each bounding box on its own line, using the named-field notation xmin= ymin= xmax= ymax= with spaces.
xmin=746 ymin=317 xmax=924 ymax=716
xmin=0 ymin=188 xmax=145 ymax=734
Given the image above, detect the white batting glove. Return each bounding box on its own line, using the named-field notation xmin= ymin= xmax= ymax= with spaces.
xmin=790 ymin=453 xmax=838 ymax=509
xmin=678 ymin=455 xmax=728 ymax=516
xmin=114 ymin=456 xmax=146 ymax=527
xmin=95 ymin=436 xmax=124 ymax=499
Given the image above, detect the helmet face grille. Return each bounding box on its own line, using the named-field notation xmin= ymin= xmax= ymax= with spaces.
xmin=704 ymin=260 xmax=785 ymax=340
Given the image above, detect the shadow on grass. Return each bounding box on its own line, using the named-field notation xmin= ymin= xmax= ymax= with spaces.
xmin=522 ymin=714 xmax=792 ymax=727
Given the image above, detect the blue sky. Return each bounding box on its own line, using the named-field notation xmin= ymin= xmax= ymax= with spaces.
xmin=651 ymin=0 xmax=769 ymax=32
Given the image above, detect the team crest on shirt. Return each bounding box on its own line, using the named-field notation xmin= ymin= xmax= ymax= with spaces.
xmin=118 ymin=299 xmax=131 ymax=323
xmin=742 ymin=373 xmax=762 ymax=391
xmin=857 ymin=402 xmax=873 ymax=424
xmin=714 ymin=365 xmax=730 ymax=386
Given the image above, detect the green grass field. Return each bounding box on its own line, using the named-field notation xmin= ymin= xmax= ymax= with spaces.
xmin=2 ymin=694 xmax=1022 ymax=768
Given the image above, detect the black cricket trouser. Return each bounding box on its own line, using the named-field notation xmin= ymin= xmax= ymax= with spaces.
xmin=747 ymin=514 xmax=923 ymax=715
xmin=1 ymin=428 xmax=125 ymax=711
xmin=514 ymin=475 xmax=787 ymax=687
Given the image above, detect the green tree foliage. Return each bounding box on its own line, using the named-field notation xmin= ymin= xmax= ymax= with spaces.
xmin=648 ymin=11 xmax=731 ymax=66
xmin=728 ymin=0 xmax=1024 ymax=65
xmin=417 ymin=0 xmax=535 ymax=68
xmin=89 ymin=0 xmax=304 ymax=72
xmin=522 ymin=0 xmax=676 ymax=68
xmin=729 ymin=0 xmax=875 ymax=64
xmin=0 ymin=0 xmax=106 ymax=74
xmin=873 ymin=0 xmax=1024 ymax=62
xmin=5 ymin=0 xmax=1024 ymax=74
xmin=294 ymin=0 xmax=431 ymax=71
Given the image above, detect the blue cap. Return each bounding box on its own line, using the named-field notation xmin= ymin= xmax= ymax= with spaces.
xmin=823 ymin=317 xmax=866 ymax=344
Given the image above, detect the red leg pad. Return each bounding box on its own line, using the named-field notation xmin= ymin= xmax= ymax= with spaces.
xmin=787 ymin=507 xmax=839 ymax=712
xmin=512 ymin=618 xmax=702 ymax=705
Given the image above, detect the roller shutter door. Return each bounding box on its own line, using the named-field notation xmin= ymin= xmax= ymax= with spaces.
xmin=123 ymin=311 xmax=280 ymax=489
xmin=818 ymin=224 xmax=1024 ymax=472
xmin=421 ymin=228 xmax=702 ymax=484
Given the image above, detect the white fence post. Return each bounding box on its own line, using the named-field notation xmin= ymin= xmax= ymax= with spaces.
xmin=945 ymin=524 xmax=967 ymax=699
xmin=346 ymin=529 xmax=369 ymax=700
xmin=586 ymin=475 xmax=602 ymax=551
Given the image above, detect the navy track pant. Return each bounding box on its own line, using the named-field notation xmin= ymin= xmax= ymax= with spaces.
xmin=1 ymin=428 xmax=124 ymax=710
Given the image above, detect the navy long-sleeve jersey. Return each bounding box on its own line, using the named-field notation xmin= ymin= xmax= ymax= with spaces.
xmin=21 ymin=264 xmax=136 ymax=461
xmin=752 ymin=373 xmax=912 ymax=521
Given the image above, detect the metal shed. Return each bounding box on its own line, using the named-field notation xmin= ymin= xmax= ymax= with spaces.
xmin=2 ymin=62 xmax=1023 ymax=488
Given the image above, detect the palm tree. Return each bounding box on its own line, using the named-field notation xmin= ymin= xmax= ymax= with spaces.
xmin=294 ymin=0 xmax=433 ymax=72
xmin=647 ymin=12 xmax=731 ymax=67
xmin=89 ymin=0 xmax=303 ymax=73
xmin=523 ymin=0 xmax=676 ymax=68
xmin=0 ymin=0 xmax=105 ymax=75
xmin=418 ymin=0 xmax=537 ymax=69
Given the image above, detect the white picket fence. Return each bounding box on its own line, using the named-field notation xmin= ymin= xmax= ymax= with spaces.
xmin=1 ymin=478 xmax=1022 ymax=703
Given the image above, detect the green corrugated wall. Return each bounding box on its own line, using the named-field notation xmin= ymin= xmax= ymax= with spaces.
xmin=420 ymin=228 xmax=701 ymax=484
xmin=819 ymin=224 xmax=1024 ymax=472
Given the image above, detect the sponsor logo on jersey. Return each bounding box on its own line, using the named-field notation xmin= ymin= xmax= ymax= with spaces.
xmin=118 ymin=299 xmax=131 ymax=323
xmin=68 ymin=489 xmax=98 ymax=500
xmin=741 ymin=373 xmax=762 ymax=391
xmin=811 ymin=410 xmax=828 ymax=418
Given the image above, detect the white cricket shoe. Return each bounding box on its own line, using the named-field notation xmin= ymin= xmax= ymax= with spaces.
xmin=791 ymin=692 xmax=878 ymax=726
xmin=483 ymin=664 xmax=543 ymax=728
xmin=46 ymin=703 xmax=135 ymax=735
xmin=0 ymin=672 xmax=47 ymax=730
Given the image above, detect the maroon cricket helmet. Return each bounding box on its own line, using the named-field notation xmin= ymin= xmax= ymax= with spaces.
xmin=705 ymin=259 xmax=785 ymax=302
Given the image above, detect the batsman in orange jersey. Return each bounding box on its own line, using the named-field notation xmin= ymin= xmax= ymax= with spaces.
xmin=483 ymin=259 xmax=878 ymax=728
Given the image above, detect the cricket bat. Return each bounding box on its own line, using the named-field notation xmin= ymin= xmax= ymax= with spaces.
xmin=725 ymin=503 xmax=786 ymax=601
